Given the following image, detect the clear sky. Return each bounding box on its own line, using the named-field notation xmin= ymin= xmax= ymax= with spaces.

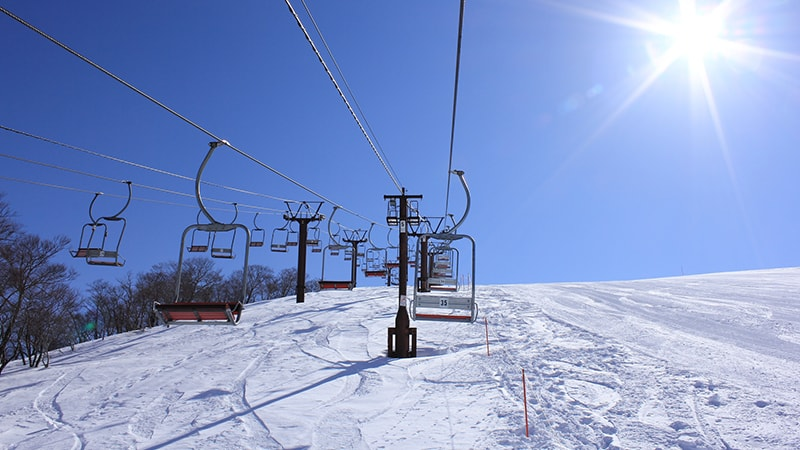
xmin=1 ymin=0 xmax=799 ymax=287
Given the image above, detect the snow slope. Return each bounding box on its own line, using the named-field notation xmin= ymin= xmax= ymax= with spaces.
xmin=1 ymin=268 xmax=799 ymax=449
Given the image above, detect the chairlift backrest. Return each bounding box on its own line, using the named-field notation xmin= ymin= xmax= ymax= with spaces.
xmin=271 ymin=225 xmax=289 ymax=252
xmin=187 ymin=228 xmax=210 ymax=252
xmin=211 ymin=228 xmax=236 ymax=259
xmin=286 ymin=222 xmax=299 ymax=247
xmin=307 ymin=225 xmax=321 ymax=246
xmin=250 ymin=213 xmax=265 ymax=247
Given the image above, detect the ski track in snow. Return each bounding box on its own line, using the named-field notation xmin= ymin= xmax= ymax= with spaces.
xmin=0 ymin=268 xmax=799 ymax=449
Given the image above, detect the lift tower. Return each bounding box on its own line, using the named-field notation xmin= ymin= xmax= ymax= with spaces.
xmin=283 ymin=202 xmax=324 ymax=303
xmin=384 ymin=189 xmax=422 ymax=358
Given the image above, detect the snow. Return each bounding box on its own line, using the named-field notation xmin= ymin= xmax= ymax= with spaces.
xmin=1 ymin=268 xmax=800 ymax=449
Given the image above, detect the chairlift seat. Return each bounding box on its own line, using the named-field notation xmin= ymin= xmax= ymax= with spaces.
xmin=412 ymin=295 xmax=476 ymax=322
xmin=155 ymin=301 xmax=243 ymax=325
xmin=365 ymin=270 xmax=386 ymax=278
xmin=318 ymin=280 xmax=353 ymax=290
xmin=428 ymin=276 xmax=458 ymax=291
xmin=87 ymin=257 xmax=126 ymax=267
xmin=188 ymin=245 xmax=209 ymax=252
xmin=211 ymin=247 xmax=234 ymax=259
xmin=250 ymin=227 xmax=265 ymax=247
xmin=82 ymin=249 xmax=125 ymax=267
xmin=71 ymin=247 xmax=103 ymax=258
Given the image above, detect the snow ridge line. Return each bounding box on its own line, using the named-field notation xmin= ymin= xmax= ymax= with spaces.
xmin=33 ymin=370 xmax=85 ymax=450
xmin=229 ymin=345 xmax=278 ymax=446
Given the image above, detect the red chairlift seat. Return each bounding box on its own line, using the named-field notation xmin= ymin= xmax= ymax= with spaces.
xmin=318 ymin=280 xmax=353 ymax=290
xmin=155 ymin=301 xmax=243 ymax=325
xmin=71 ymin=247 xmax=101 ymax=258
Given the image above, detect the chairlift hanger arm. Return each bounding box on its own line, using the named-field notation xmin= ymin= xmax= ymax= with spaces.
xmin=367 ymin=223 xmax=380 ymax=249
xmin=88 ymin=180 xmax=133 ymax=223
xmin=449 ymin=170 xmax=471 ymax=233
xmin=327 ymin=206 xmax=343 ymax=246
xmin=195 ymin=140 xmax=230 ymax=225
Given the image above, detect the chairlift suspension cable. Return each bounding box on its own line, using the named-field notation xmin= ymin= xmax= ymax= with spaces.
xmin=0 ymin=175 xmax=243 ymax=212
xmin=444 ymin=0 xmax=467 ymax=222
xmin=0 ymin=6 xmax=383 ymax=227
xmin=285 ymin=0 xmax=403 ymax=193
xmin=297 ymin=0 xmax=403 ymax=190
xmin=0 ymin=124 xmax=295 ymax=204
xmin=0 ymin=160 xmax=283 ymax=214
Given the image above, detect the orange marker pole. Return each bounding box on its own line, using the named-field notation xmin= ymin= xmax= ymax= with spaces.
xmin=522 ymin=368 xmax=529 ymax=438
xmin=484 ymin=316 xmax=490 ymax=356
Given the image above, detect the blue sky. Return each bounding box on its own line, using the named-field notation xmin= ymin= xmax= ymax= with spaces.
xmin=1 ymin=0 xmax=799 ymax=287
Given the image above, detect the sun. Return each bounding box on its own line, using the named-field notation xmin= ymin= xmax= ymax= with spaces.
xmin=670 ymin=7 xmax=725 ymax=62
xmin=667 ymin=1 xmax=729 ymax=67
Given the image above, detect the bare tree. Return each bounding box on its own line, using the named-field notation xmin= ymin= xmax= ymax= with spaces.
xmin=0 ymin=194 xmax=19 ymax=244
xmin=0 ymin=233 xmax=74 ymax=374
xmin=135 ymin=266 xmax=175 ymax=327
xmin=85 ymin=280 xmax=120 ymax=338
xmin=275 ymin=267 xmax=299 ymax=298
xmin=173 ymin=257 xmax=223 ymax=302
xmin=218 ymin=265 xmax=276 ymax=304
xmin=17 ymin=283 xmax=80 ymax=368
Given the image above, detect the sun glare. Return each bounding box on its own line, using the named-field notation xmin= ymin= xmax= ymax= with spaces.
xmin=671 ymin=10 xmax=725 ymax=61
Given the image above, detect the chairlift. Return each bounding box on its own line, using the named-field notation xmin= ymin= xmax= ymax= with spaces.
xmin=364 ymin=247 xmax=388 ymax=277
xmin=386 ymin=198 xmax=421 ymax=226
xmin=210 ymin=203 xmax=239 ymax=259
xmin=410 ymin=235 xmax=476 ymax=322
xmin=154 ymin=141 xmax=251 ymax=325
xmin=250 ymin=212 xmax=265 ymax=247
xmin=286 ymin=221 xmax=299 ymax=247
xmin=317 ymin=207 xmax=355 ymax=290
xmin=308 ymin=224 xmax=322 ymax=252
xmin=427 ymin=245 xmax=459 ymax=292
xmin=70 ymin=221 xmax=107 ymax=258
xmin=187 ymin=229 xmax=210 ymax=252
xmin=407 ymin=240 xmax=417 ymax=268
xmin=271 ymin=221 xmax=290 ymax=253
xmin=363 ymin=224 xmax=388 ymax=278
xmin=318 ymin=244 xmax=353 ymax=290
xmin=409 ymin=170 xmax=478 ymax=323
xmin=385 ymin=229 xmax=400 ymax=269
xmin=156 ymin=220 xmax=250 ymax=324
xmin=186 ymin=211 xmax=210 ymax=252
xmin=70 ymin=181 xmax=132 ymax=267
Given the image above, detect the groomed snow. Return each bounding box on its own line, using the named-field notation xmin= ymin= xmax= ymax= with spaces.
xmin=1 ymin=268 xmax=799 ymax=449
